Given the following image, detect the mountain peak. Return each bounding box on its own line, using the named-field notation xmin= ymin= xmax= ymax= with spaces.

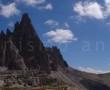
xmin=20 ymin=13 xmax=31 ymax=25
xmin=0 ymin=13 xmax=68 ymax=72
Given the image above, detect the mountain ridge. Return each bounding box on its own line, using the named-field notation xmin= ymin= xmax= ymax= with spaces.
xmin=0 ymin=13 xmax=68 ymax=72
xmin=0 ymin=13 xmax=110 ymax=90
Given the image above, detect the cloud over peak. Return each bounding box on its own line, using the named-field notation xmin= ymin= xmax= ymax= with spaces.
xmin=0 ymin=2 xmax=20 ymax=18
xmin=20 ymin=0 xmax=45 ymax=6
xmin=45 ymin=29 xmax=77 ymax=44
xmin=16 ymin=0 xmax=53 ymax=11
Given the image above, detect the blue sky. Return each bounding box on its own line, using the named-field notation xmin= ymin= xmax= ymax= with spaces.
xmin=1 ymin=0 xmax=110 ymax=73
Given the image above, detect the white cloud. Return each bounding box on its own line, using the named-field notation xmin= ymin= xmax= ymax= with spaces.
xmin=45 ymin=19 xmax=59 ymax=27
xmin=105 ymin=0 xmax=110 ymax=5
xmin=45 ymin=20 xmax=70 ymax=29
xmin=38 ymin=3 xmax=53 ymax=10
xmin=45 ymin=3 xmax=53 ymax=10
xmin=73 ymin=0 xmax=110 ymax=20
xmin=21 ymin=0 xmax=45 ymax=6
xmin=45 ymin=29 xmax=77 ymax=44
xmin=16 ymin=0 xmax=53 ymax=10
xmin=104 ymin=0 xmax=110 ymax=17
xmin=0 ymin=2 xmax=20 ymax=18
xmin=105 ymin=0 xmax=110 ymax=4
xmin=74 ymin=1 xmax=104 ymax=20
xmin=78 ymin=67 xmax=110 ymax=74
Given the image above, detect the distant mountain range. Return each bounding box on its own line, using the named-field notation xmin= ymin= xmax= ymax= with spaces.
xmin=0 ymin=13 xmax=110 ymax=90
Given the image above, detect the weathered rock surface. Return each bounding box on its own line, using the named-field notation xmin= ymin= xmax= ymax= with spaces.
xmin=0 ymin=13 xmax=68 ymax=73
xmin=46 ymin=46 xmax=68 ymax=71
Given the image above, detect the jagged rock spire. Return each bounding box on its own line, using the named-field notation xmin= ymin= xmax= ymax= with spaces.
xmin=20 ymin=13 xmax=31 ymax=25
xmin=0 ymin=13 xmax=68 ymax=72
xmin=12 ymin=13 xmax=50 ymax=72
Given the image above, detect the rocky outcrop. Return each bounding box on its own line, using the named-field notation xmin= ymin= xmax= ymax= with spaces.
xmin=46 ymin=46 xmax=68 ymax=71
xmin=12 ymin=13 xmax=50 ymax=72
xmin=0 ymin=13 xmax=68 ymax=73
xmin=0 ymin=31 xmax=26 ymax=70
